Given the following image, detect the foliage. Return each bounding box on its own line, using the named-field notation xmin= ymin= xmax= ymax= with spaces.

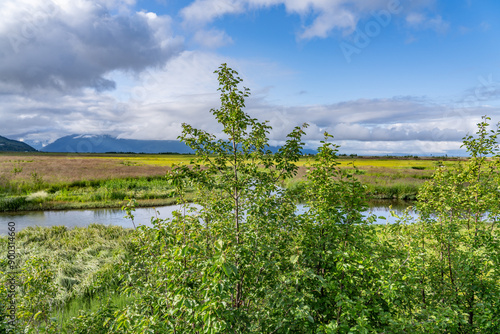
xmin=112 ymin=63 xmax=310 ymax=333
xmin=1 ymin=66 xmax=499 ymax=333
xmin=410 ymin=116 xmax=500 ymax=332
xmin=293 ymin=134 xmax=392 ymax=332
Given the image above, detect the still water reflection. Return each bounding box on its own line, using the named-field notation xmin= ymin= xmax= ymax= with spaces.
xmin=0 ymin=200 xmax=415 ymax=235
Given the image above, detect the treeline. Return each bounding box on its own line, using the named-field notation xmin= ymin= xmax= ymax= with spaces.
xmin=1 ymin=65 xmax=499 ymax=333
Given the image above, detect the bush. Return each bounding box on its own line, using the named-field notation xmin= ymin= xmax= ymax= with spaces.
xmin=0 ymin=196 xmax=27 ymax=211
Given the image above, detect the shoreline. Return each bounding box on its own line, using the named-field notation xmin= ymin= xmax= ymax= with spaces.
xmin=0 ymin=190 xmax=416 ymax=213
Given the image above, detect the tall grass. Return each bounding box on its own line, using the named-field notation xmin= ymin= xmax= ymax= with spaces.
xmin=0 ymin=224 xmax=136 ymax=332
xmin=0 ymin=224 xmax=132 ymax=307
xmin=286 ymin=166 xmax=425 ymax=201
xmin=0 ymin=153 xmax=460 ymax=212
xmin=365 ymin=182 xmax=420 ymax=200
xmin=53 ymin=291 xmax=137 ymax=331
xmin=0 ymin=176 xmax=183 ymax=211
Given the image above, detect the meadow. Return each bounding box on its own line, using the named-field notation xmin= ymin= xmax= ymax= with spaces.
xmin=0 ymin=153 xmax=188 ymax=211
xmin=0 ymin=152 xmax=464 ymax=211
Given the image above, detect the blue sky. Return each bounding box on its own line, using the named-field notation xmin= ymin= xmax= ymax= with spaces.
xmin=1 ymin=0 xmax=500 ymax=155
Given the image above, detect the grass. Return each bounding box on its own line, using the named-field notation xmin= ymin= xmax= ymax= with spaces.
xmin=288 ymin=157 xmax=454 ymax=200
xmin=0 ymin=176 xmax=190 ymax=211
xmin=0 ymin=224 xmax=136 ymax=331
xmin=0 ymin=152 xmax=193 ymax=210
xmin=0 ymin=152 xmax=466 ymax=211
xmin=0 ymin=152 xmax=177 ymax=185
xmin=0 ymin=224 xmax=132 ymax=300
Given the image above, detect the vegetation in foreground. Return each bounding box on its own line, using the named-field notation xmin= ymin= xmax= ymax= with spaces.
xmin=1 ymin=64 xmax=499 ymax=333
xmin=0 ymin=224 xmax=132 ymax=333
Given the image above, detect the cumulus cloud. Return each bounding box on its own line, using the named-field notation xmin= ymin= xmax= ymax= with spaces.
xmin=334 ymin=140 xmax=463 ymax=155
xmin=0 ymin=0 xmax=183 ymax=92
xmin=1 ymin=38 xmax=497 ymax=157
xmin=5 ymin=48 xmax=479 ymax=150
xmin=0 ymin=51 xmax=229 ymax=143
xmin=246 ymin=96 xmax=486 ymax=145
xmin=3 ymin=77 xmax=495 ymax=156
xmin=182 ymin=0 xmax=433 ymax=40
xmin=179 ymin=0 xmax=453 ymax=50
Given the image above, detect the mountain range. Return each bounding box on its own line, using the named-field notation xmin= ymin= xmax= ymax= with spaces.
xmin=0 ymin=136 xmax=37 ymax=152
xmin=41 ymin=134 xmax=318 ymax=154
xmin=41 ymin=134 xmax=195 ymax=154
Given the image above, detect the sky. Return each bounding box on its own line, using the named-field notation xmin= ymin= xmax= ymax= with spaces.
xmin=1 ymin=0 xmax=500 ymax=155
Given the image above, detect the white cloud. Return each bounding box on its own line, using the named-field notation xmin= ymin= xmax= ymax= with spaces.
xmin=0 ymin=0 xmax=494 ymax=156
xmin=193 ymin=29 xmax=234 ymax=48
xmin=181 ymin=0 xmax=399 ymax=40
xmin=0 ymin=0 xmax=183 ymax=92
xmin=480 ymin=21 xmax=491 ymax=31
xmin=334 ymin=140 xmax=463 ymax=155
xmin=1 ymin=36 xmax=496 ymax=156
xmin=298 ymin=7 xmax=357 ymax=39
xmin=247 ymin=96 xmax=488 ymax=145
xmin=180 ymin=0 xmax=451 ymax=46
xmin=181 ymin=0 xmax=245 ymax=26
xmin=406 ymin=12 xmax=424 ymax=25
xmin=3 ymin=60 xmax=497 ymax=155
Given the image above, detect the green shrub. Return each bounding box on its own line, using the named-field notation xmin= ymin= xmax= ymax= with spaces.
xmin=0 ymin=196 xmax=27 ymax=211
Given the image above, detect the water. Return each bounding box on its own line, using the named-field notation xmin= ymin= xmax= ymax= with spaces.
xmin=0 ymin=200 xmax=415 ymax=235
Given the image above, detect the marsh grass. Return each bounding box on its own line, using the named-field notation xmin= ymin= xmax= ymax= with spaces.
xmin=288 ymin=164 xmax=432 ymax=200
xmin=0 ymin=153 xmax=199 ymax=211
xmin=0 ymin=153 xmax=179 ymax=187
xmin=0 ymin=153 xmax=465 ymax=211
xmin=0 ymin=224 xmax=132 ymax=311
xmin=0 ymin=175 xmax=190 ymax=211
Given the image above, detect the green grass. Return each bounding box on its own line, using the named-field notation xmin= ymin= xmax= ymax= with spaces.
xmin=64 ymin=152 xmax=195 ymax=167
xmin=0 ymin=224 xmax=132 ymax=307
xmin=365 ymin=182 xmax=421 ymax=200
xmin=0 ymin=153 xmax=469 ymax=212
xmin=0 ymin=176 xmax=193 ymax=211
xmin=0 ymin=224 xmax=139 ymax=332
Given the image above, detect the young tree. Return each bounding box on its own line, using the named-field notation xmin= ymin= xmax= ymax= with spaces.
xmin=116 ymin=63 xmax=308 ymax=333
xmin=394 ymin=116 xmax=500 ymax=332
xmin=293 ymin=134 xmax=391 ymax=332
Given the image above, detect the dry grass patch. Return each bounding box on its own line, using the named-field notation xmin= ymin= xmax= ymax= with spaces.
xmin=0 ymin=153 xmax=177 ymax=184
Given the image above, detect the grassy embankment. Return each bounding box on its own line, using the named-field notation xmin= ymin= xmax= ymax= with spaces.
xmin=0 ymin=152 xmax=463 ymax=211
xmin=287 ymin=155 xmax=461 ymax=201
xmin=0 ymin=153 xmax=193 ymax=211
xmin=0 ymin=224 xmax=133 ymax=331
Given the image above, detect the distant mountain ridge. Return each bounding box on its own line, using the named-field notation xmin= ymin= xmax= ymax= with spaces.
xmin=42 ymin=134 xmax=195 ymax=153
xmin=0 ymin=136 xmax=37 ymax=152
xmin=41 ymin=134 xmax=318 ymax=154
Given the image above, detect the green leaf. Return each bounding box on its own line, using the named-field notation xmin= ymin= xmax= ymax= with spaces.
xmin=222 ymin=263 xmax=233 ymax=276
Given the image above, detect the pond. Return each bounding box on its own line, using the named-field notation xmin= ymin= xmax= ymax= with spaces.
xmin=0 ymin=200 xmax=416 ymax=235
